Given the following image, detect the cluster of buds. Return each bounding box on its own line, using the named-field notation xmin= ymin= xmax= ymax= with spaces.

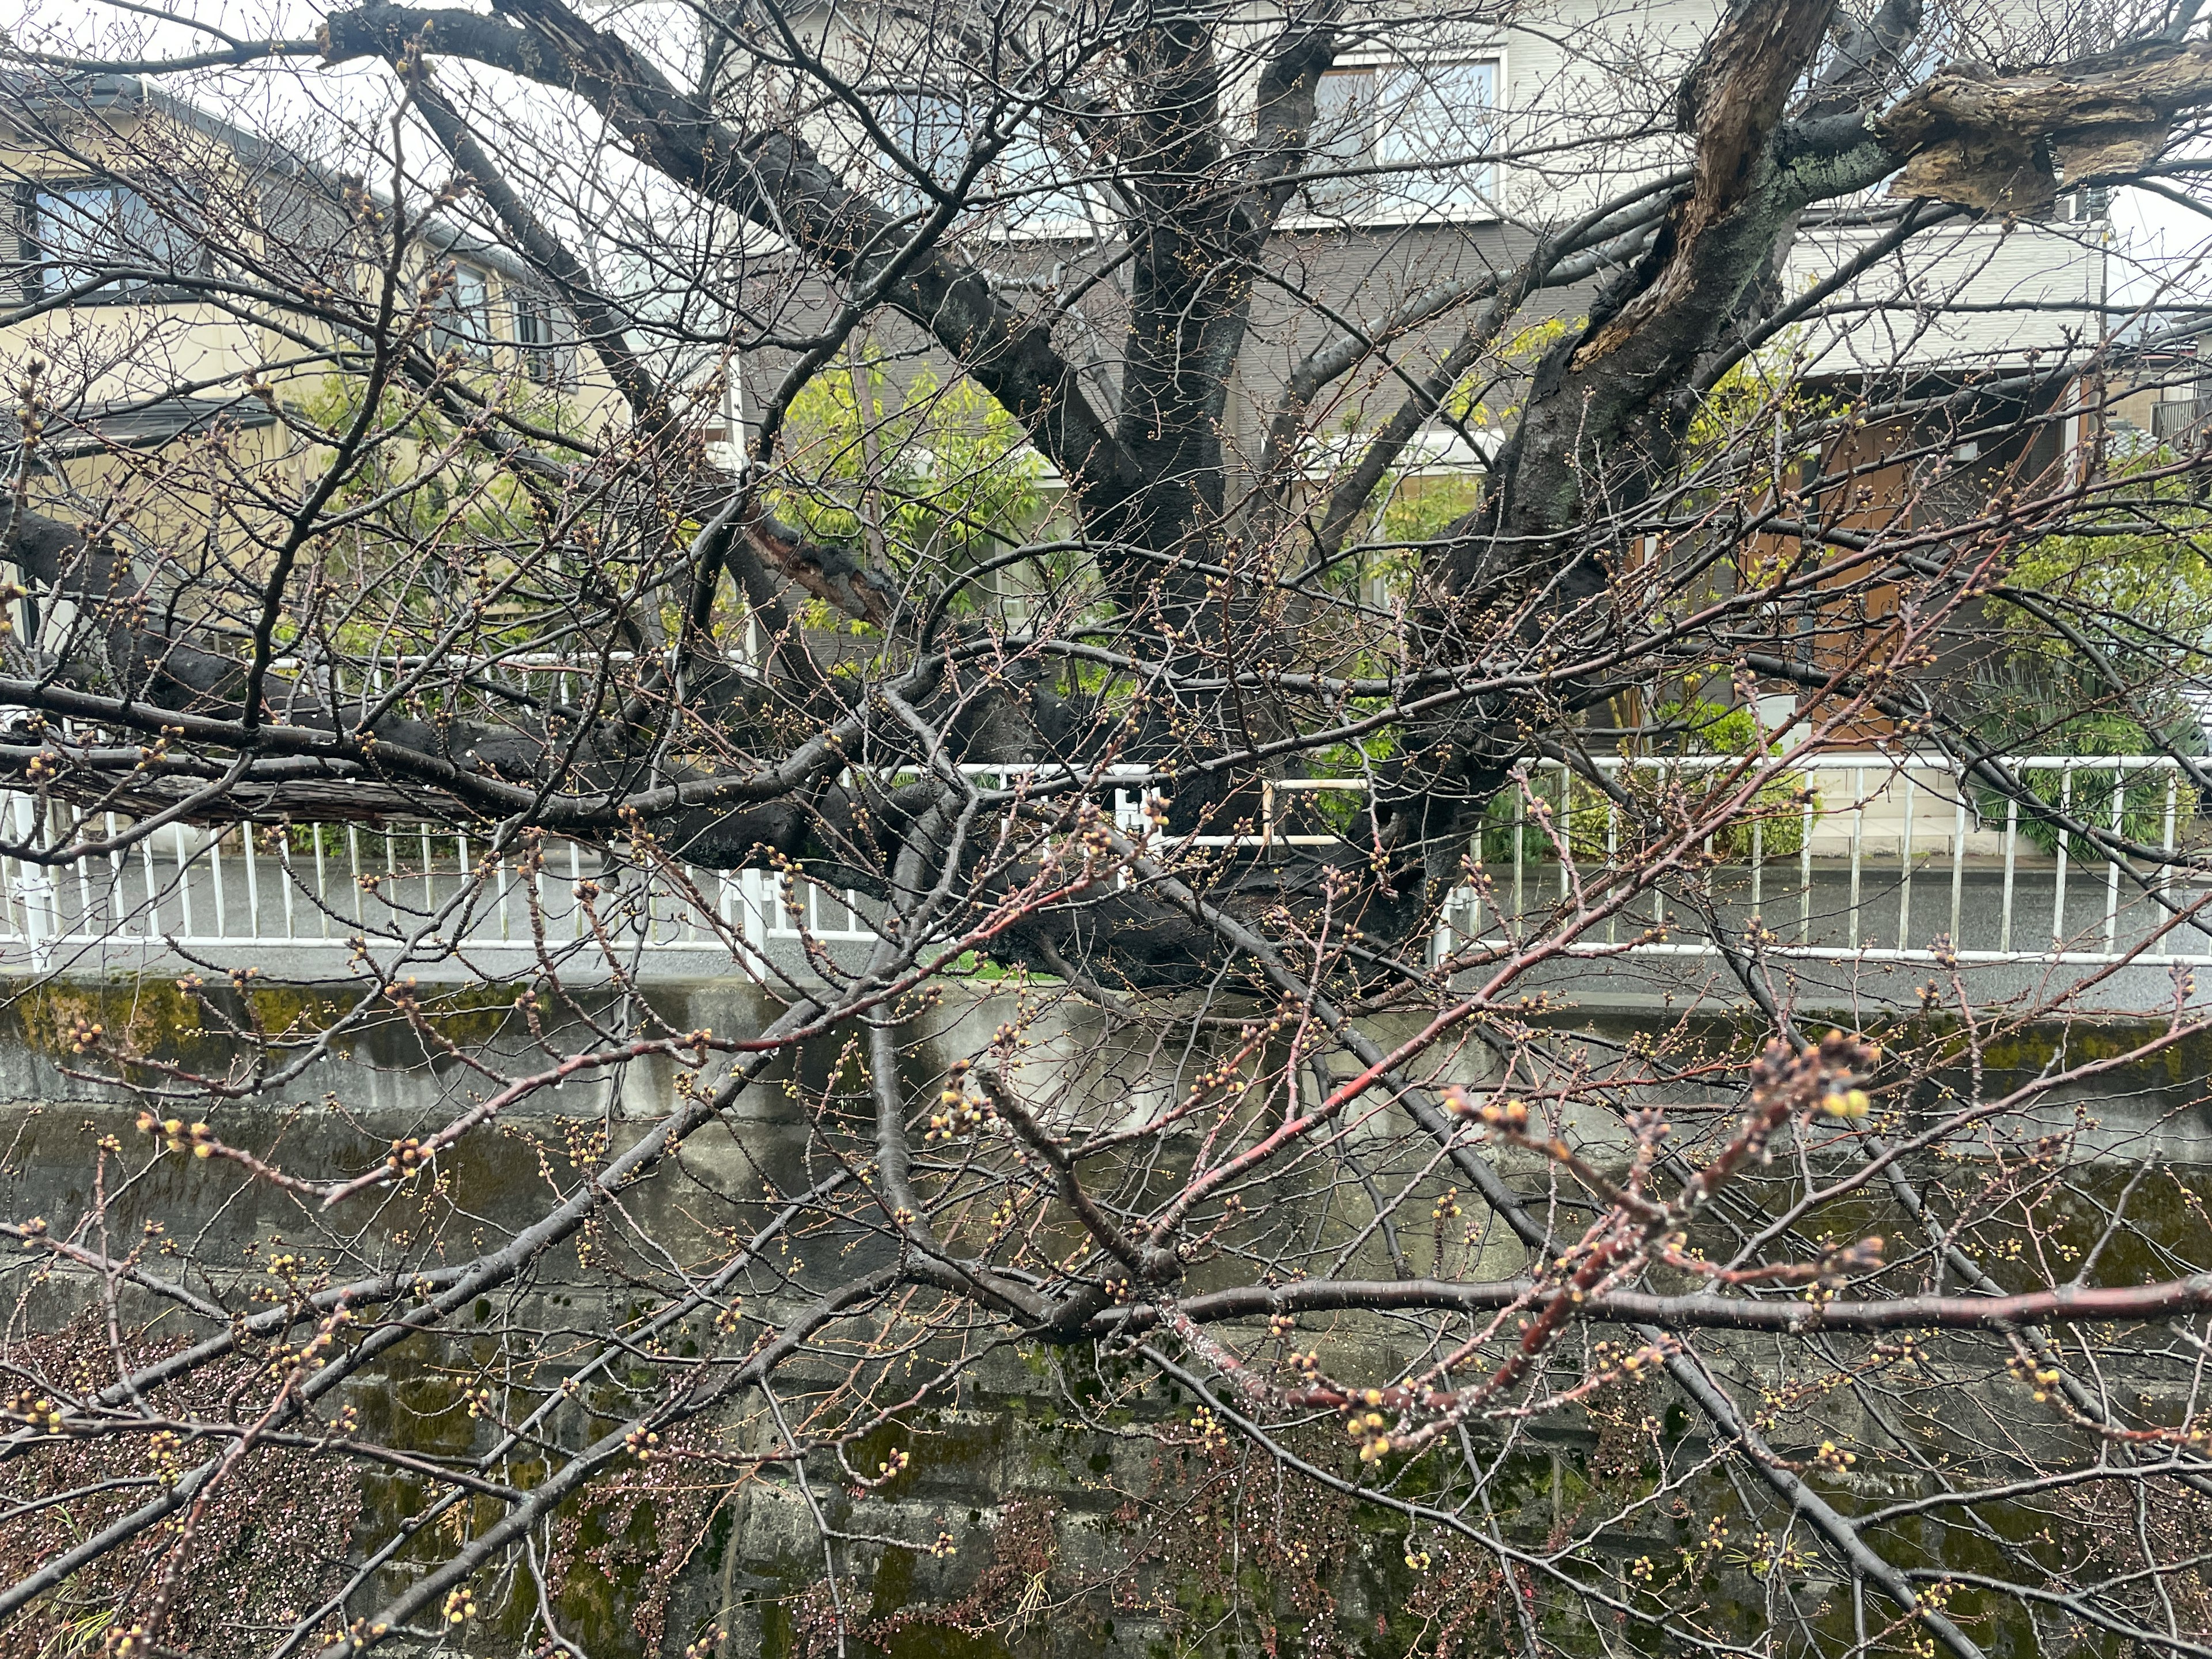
xmin=7 ymin=1390 xmax=60 ymax=1431
xmin=1873 ymin=1334 xmax=1925 ymax=1369
xmin=65 ymin=1018 xmax=103 ymax=1055
xmin=1267 ymin=1312 xmax=1297 ymax=1339
xmin=1802 ymin=1032 xmax=1879 ymax=1115
xmin=1346 ymin=1406 xmax=1395 ymax=1464
xmin=1403 ymin=1545 xmax=1434 ymax=1573
xmin=1720 ymin=1033 xmax=1880 ymax=1179
xmin=1189 ymin=1406 xmax=1230 ymax=1453
xmin=338 ymin=177 xmax=382 ymax=226
xmin=1616 ymin=1344 xmax=1664 ymax=1378
xmin=713 ymin=1298 xmax=744 ymax=1335
xmin=1818 ymin=1085 xmax=1873 ymax=1119
xmin=1813 ymin=1440 xmax=1857 ymax=1472
xmin=21 ymin=751 xmax=57 ymax=783
xmin=844 ymin=1451 xmax=907 ymax=1504
xmin=384 ymin=1136 xmax=430 ymax=1177
xmin=442 ymin=1586 xmax=475 ymax=1626
xmin=928 ymin=1530 xmax=957 ymax=1558
xmin=1812 ymin=1236 xmax=1885 ymax=1285
xmin=925 ymin=1062 xmax=994 ymax=1142
xmin=1442 ymin=1089 xmax=1529 ymax=1132
xmin=137 ymin=1113 xmax=215 ymax=1158
xmin=681 ymin=1629 xmax=725 ymax=1659
xmin=2009 ymin=1353 xmax=2066 ymax=1402
xmin=1431 ymin=1187 xmax=1462 ymax=1223
xmin=464 ymin=1387 xmax=497 ymax=1419
xmin=626 ymin=1426 xmax=661 ymax=1461
xmin=1589 ymin=1339 xmax=1668 ymax=1382
xmin=1184 ymin=1054 xmax=1247 ymax=1101
xmin=1289 ymin=1349 xmax=1323 ymax=1378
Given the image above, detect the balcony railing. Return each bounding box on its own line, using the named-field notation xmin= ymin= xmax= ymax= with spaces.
xmin=2152 ymin=397 xmax=2208 ymax=441
xmin=0 ymin=754 xmax=2203 ymax=978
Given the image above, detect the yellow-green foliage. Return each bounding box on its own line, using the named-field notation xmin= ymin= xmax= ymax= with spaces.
xmin=1379 ymin=475 xmax=1482 ymax=545
xmin=1684 ymin=332 xmax=1841 ymax=574
xmin=294 ymin=374 xmax=594 ymax=651
xmin=771 ymin=354 xmax=1047 ymax=591
xmin=1452 ymin=316 xmax=1570 ymax=431
xmin=2001 ymin=454 xmax=2212 ymax=662
xmin=300 ymin=374 xmax=551 ymax=544
xmin=1652 ymin=667 xmax=1821 ymax=861
xmin=1319 ymin=318 xmax=1566 ymax=605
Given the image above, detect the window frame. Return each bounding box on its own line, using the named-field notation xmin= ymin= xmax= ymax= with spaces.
xmin=510 ymin=290 xmax=571 ymax=387
xmin=13 ymin=178 xmax=211 ymax=306
xmin=1293 ymin=51 xmax=1505 ymax=229
xmin=869 ymin=89 xmax=1112 ymax=244
xmin=427 ymin=259 xmax=497 ymax=361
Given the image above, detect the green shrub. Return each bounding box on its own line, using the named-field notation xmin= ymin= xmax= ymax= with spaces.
xmin=1477 ymin=759 xmax=1817 ymax=869
xmin=1965 ymin=694 xmax=2200 ymax=862
xmin=1478 ymin=774 xmax=1608 ymax=865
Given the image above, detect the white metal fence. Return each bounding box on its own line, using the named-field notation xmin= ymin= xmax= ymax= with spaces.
xmin=0 ymin=754 xmax=2203 ymax=971
xmin=1432 ymin=753 xmax=2211 ymax=967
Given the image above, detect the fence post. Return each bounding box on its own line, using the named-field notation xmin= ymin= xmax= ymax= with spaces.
xmin=12 ymin=795 xmax=54 ymax=969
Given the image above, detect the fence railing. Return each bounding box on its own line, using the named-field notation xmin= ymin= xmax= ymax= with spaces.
xmin=0 ymin=753 xmax=2203 ymax=972
xmin=1431 ymin=753 xmax=2210 ymax=967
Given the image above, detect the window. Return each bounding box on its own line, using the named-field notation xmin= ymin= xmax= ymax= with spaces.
xmin=429 ymin=262 xmax=493 ymax=358
xmin=1305 ymin=61 xmax=1497 ymax=221
xmin=17 ymin=183 xmax=201 ymax=301
xmin=512 ymin=294 xmax=567 ymax=385
xmin=874 ymin=94 xmax=1099 ymax=236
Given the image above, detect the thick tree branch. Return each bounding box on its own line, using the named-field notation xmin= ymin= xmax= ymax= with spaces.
xmin=319 ymin=0 xmax=1142 ymax=516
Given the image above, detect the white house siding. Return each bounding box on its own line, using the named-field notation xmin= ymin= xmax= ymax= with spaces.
xmin=1789 ymin=218 xmax=2110 ymax=377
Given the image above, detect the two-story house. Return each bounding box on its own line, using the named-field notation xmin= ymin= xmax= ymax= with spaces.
xmin=0 ymin=71 xmax=617 ymax=620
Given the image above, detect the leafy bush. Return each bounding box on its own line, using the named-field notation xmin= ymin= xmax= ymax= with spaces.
xmin=1651 ymin=684 xmax=1821 ymax=863
xmin=1478 ymin=774 xmax=1608 ymax=866
xmin=1965 ymin=665 xmax=2202 ymax=860
xmin=770 ymin=355 xmax=1047 ymax=598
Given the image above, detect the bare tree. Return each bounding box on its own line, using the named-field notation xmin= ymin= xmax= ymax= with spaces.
xmin=2 ymin=0 xmax=2212 ymax=1652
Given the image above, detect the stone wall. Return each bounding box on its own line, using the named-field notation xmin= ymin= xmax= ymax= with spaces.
xmin=0 ymin=976 xmax=2206 ymax=1656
